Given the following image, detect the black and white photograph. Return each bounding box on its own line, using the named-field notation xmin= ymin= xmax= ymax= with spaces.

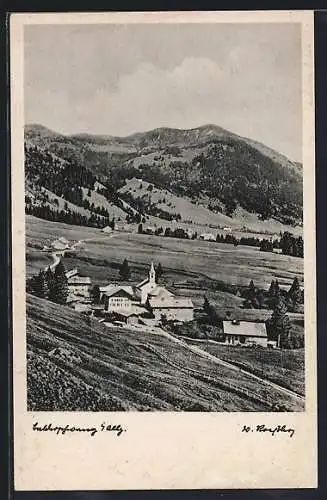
xmin=10 ymin=11 xmax=317 ymax=491
xmin=22 ymin=18 xmax=309 ymax=414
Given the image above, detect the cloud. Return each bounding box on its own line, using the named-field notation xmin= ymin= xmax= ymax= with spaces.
xmin=77 ymin=57 xmax=226 ymax=135
xmin=25 ymin=23 xmax=302 ymax=160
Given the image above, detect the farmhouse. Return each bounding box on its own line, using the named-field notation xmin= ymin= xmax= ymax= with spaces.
xmin=65 ymin=268 xmax=92 ymax=300
xmin=199 ymin=233 xmax=216 ymax=241
xmin=147 ymin=296 xmax=194 ymax=322
xmin=51 ymin=238 xmax=70 ymax=251
xmin=109 ymin=307 xmax=145 ymax=325
xmin=222 ymin=320 xmax=268 ymax=347
xmin=145 ymin=226 xmax=156 ymax=235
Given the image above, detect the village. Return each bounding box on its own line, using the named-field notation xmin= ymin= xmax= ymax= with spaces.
xmin=35 ymin=235 xmax=283 ymax=350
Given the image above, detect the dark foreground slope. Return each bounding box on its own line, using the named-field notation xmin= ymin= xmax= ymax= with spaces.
xmin=26 ymin=295 xmax=303 ymax=412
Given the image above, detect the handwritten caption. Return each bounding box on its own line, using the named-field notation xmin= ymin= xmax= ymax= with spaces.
xmin=33 ymin=421 xmax=127 ymax=437
xmin=241 ymin=424 xmax=295 ymax=437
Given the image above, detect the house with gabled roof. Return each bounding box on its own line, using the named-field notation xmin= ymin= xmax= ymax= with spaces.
xmin=147 ymin=296 xmax=194 ymax=322
xmin=65 ymin=268 xmax=92 ymax=302
xmin=51 ymin=239 xmax=69 ymax=251
xmin=99 ymin=285 xmax=136 ymax=313
xmin=222 ymin=320 xmax=268 ymax=347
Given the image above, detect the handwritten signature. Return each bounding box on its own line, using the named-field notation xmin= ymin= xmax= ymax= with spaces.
xmin=241 ymin=424 xmax=295 ymax=437
xmin=33 ymin=421 xmax=126 ymax=437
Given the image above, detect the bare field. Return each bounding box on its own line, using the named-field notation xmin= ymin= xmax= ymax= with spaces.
xmin=26 ymin=295 xmax=303 ymax=411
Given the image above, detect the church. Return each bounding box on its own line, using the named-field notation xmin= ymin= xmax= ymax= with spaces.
xmin=98 ymin=262 xmax=194 ymax=324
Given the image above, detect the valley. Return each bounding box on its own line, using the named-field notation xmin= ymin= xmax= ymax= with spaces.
xmin=24 ymin=122 xmax=305 ymax=412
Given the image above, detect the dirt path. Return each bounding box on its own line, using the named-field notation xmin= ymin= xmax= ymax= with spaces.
xmin=45 ymin=231 xmax=120 ymax=270
xmin=155 ymin=327 xmax=304 ymax=405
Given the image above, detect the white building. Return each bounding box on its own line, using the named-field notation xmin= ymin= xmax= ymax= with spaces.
xmin=99 ymin=285 xmax=135 ymax=313
xmin=98 ymin=262 xmax=194 ymax=324
xmin=222 ymin=320 xmax=268 ymax=347
xmin=199 ymin=233 xmax=216 ymax=241
xmin=136 ymin=262 xmax=158 ymax=304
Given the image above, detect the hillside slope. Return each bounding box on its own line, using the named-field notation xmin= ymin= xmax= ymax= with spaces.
xmin=26 ymin=294 xmax=303 ymax=411
xmin=25 ymin=123 xmax=303 ymax=229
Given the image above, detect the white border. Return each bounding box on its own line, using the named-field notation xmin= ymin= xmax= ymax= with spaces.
xmin=11 ymin=11 xmax=317 ymax=490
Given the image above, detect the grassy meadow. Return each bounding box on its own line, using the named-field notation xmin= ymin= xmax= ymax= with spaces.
xmin=27 ymin=294 xmax=303 ymax=411
xmin=185 ymin=340 xmax=305 ymax=396
xmin=26 ymin=215 xmax=303 ymax=290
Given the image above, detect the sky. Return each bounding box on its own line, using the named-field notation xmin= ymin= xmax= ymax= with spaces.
xmin=24 ymin=22 xmax=302 ymax=161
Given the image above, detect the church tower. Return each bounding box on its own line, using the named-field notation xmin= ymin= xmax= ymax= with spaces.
xmin=149 ymin=261 xmax=156 ymax=284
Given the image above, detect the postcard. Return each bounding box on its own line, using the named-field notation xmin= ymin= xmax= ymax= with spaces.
xmin=11 ymin=10 xmax=317 ymax=490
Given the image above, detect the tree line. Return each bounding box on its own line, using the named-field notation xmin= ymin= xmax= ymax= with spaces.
xmin=137 ymin=221 xmax=303 ymax=258
xmin=117 ymin=258 xmax=164 ymax=282
xmin=25 ymin=202 xmax=111 ymax=229
xmin=203 ymin=278 xmax=303 ymax=349
xmin=25 ymin=144 xmax=96 ymax=197
xmin=189 ymin=140 xmax=302 ymax=225
xmin=27 ymin=261 xmax=69 ymax=305
xmin=242 ymin=277 xmax=303 ymax=313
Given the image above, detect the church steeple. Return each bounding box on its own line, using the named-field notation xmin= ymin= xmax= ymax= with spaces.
xmin=149 ymin=261 xmax=156 ymax=284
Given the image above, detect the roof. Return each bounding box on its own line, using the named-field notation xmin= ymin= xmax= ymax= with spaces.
xmin=113 ymin=310 xmax=140 ymax=318
xmin=68 ymin=276 xmax=92 ymax=285
xmin=223 ymin=321 xmax=267 ymax=338
xmin=91 ymin=304 xmax=105 ymax=310
xmin=58 ymin=237 xmax=69 ymax=244
xmin=65 ymin=268 xmax=78 ymax=279
xmin=148 ymin=286 xmax=174 ymax=298
xmin=100 ymin=285 xmax=134 ymax=299
xmin=136 ymin=277 xmax=150 ymax=288
xmin=200 ymin=233 xmax=216 ymax=239
xmin=149 ymin=297 xmax=194 ymax=309
xmin=51 ymin=240 xmax=67 ymax=249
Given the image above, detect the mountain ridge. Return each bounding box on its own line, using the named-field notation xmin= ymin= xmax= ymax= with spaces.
xmin=24 ymin=122 xmax=303 ymax=230
xmin=25 ymin=122 xmax=301 ymax=168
